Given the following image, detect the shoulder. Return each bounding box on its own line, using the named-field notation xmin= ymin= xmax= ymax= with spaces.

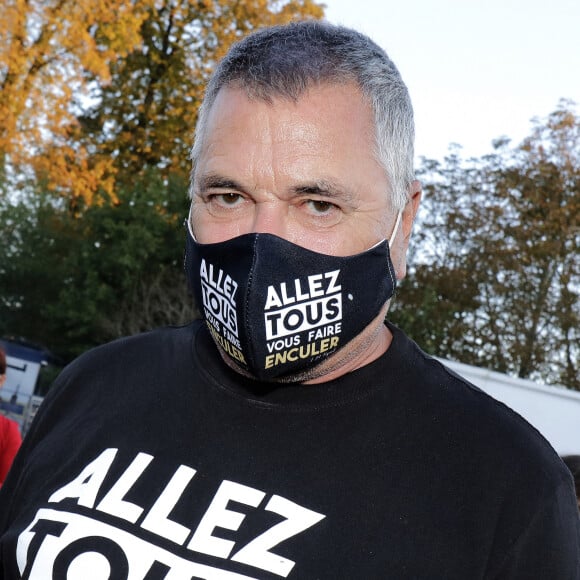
xmin=385 ymin=326 xmax=580 ymax=561
xmin=58 ymin=320 xmax=205 ymax=383
xmin=77 ymin=319 xmax=203 ymax=362
xmin=28 ymin=321 xmax=205 ymax=430
xmin=386 ymin=323 xmax=568 ymax=488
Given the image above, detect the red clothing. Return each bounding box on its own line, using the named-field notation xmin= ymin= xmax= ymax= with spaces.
xmin=0 ymin=416 xmax=21 ymax=485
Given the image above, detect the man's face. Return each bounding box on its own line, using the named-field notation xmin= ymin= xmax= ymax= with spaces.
xmin=191 ymin=82 xmax=408 ymax=266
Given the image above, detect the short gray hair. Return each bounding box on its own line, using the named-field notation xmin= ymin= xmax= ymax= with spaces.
xmin=190 ymin=20 xmax=415 ymax=209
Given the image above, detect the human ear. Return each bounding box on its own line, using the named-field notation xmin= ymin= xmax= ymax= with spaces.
xmin=393 ymin=180 xmax=422 ymax=280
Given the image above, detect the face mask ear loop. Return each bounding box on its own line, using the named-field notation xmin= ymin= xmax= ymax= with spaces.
xmin=186 ymin=204 xmax=198 ymax=241
xmin=388 ymin=211 xmax=403 ymax=249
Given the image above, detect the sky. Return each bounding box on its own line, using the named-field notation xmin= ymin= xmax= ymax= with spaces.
xmin=323 ymin=0 xmax=580 ymax=162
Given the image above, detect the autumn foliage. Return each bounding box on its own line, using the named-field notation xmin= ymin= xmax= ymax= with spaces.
xmin=0 ymin=0 xmax=324 ymax=203
xmin=390 ymin=101 xmax=579 ymax=389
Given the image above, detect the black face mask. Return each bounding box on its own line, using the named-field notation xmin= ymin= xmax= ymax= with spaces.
xmin=184 ymin=218 xmax=400 ymax=381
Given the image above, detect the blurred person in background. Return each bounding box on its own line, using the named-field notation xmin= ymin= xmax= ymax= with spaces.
xmin=0 ymin=348 xmax=22 ymax=486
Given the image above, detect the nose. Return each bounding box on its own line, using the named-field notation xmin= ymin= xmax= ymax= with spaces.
xmin=250 ymin=201 xmax=288 ymax=239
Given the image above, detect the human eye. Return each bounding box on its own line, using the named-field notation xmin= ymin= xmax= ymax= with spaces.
xmin=306 ymin=199 xmax=336 ymax=214
xmin=293 ymin=182 xmax=348 ymax=225
xmin=195 ymin=175 xmax=248 ymax=214
xmin=203 ymin=191 xmax=246 ymax=216
xmin=302 ymin=198 xmax=342 ymax=221
xmin=207 ymin=192 xmax=245 ymax=210
xmin=292 ymin=197 xmax=343 ymax=229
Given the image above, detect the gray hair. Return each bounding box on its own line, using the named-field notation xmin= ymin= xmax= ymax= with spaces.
xmin=189 ymin=20 xmax=415 ymax=209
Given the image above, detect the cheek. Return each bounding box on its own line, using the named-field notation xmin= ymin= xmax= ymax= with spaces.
xmin=188 ymin=203 xmax=206 ymax=240
xmin=336 ymin=217 xmax=391 ymax=257
xmin=191 ymin=212 xmax=253 ymax=244
xmin=290 ymin=231 xmax=343 ymax=255
xmin=189 ymin=203 xmax=215 ymax=243
xmin=194 ymin=220 xmax=240 ymax=244
xmin=188 ymin=200 xmax=226 ymax=243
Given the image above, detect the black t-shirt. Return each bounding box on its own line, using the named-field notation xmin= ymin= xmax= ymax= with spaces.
xmin=1 ymin=321 xmax=579 ymax=579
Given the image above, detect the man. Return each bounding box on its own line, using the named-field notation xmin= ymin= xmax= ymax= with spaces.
xmin=1 ymin=20 xmax=579 ymax=579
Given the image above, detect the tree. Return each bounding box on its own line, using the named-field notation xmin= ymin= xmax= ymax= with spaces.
xmin=0 ymin=0 xmax=324 ymax=203
xmin=0 ymin=0 xmax=150 ymax=201
xmin=0 ymin=170 xmax=195 ymax=361
xmin=391 ymin=101 xmax=580 ymax=390
xmin=82 ymin=0 xmax=325 ymax=184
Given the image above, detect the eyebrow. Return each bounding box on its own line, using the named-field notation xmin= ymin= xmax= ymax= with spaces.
xmin=195 ymin=173 xmax=355 ymax=203
xmin=292 ymin=179 xmax=355 ymax=203
xmin=195 ymin=173 xmax=243 ymax=192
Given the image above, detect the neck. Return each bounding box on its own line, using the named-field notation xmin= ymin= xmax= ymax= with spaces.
xmin=303 ymin=317 xmax=392 ymax=385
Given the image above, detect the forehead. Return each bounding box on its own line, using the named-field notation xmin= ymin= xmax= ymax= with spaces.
xmin=195 ymin=83 xmax=388 ymax=194
xmin=204 ymin=80 xmax=374 ymax=132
